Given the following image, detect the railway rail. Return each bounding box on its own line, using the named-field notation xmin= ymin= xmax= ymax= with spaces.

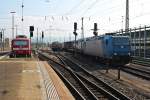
xmin=64 ymin=51 xmax=150 ymax=80
xmin=121 ymin=66 xmax=150 ymax=80
xmin=38 ymin=51 xmax=98 ymax=100
xmin=38 ymin=51 xmax=131 ymax=100
xmin=132 ymin=57 xmax=150 ymax=67
xmin=60 ymin=52 xmax=150 ymax=99
xmin=0 ymin=51 xmax=11 ymax=60
xmin=56 ymin=53 xmax=131 ymax=100
xmin=56 ymin=55 xmax=119 ymax=100
xmin=0 ymin=51 xmax=10 ymax=56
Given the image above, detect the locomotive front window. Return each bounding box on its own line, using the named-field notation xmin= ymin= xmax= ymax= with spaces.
xmin=106 ymin=39 xmax=108 ymax=45
xmin=113 ymin=37 xmax=129 ymax=45
xmin=14 ymin=41 xmax=28 ymax=46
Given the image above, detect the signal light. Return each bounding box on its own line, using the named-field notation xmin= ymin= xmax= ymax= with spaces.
xmin=94 ymin=23 xmax=97 ymax=31
xmin=0 ymin=32 xmax=2 ymax=39
xmin=42 ymin=31 xmax=44 ymax=38
xmin=74 ymin=22 xmax=77 ymax=30
xmin=30 ymin=31 xmax=33 ymax=37
xmin=93 ymin=31 xmax=98 ymax=36
xmin=30 ymin=26 xmax=34 ymax=31
xmin=29 ymin=26 xmax=34 ymax=38
xmin=73 ymin=31 xmax=77 ymax=36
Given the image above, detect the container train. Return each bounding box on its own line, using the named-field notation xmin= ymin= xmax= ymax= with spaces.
xmin=10 ymin=35 xmax=31 ymax=57
xmin=63 ymin=35 xmax=131 ymax=65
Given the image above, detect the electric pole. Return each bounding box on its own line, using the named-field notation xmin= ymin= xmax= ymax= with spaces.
xmin=10 ymin=11 xmax=16 ymax=39
xmin=15 ymin=25 xmax=18 ymax=37
xmin=81 ymin=17 xmax=84 ymax=51
xmin=21 ymin=1 xmax=24 ymax=22
xmin=121 ymin=16 xmax=124 ymax=30
xmin=125 ymin=0 xmax=129 ymax=32
xmin=0 ymin=30 xmax=2 ymax=51
xmin=121 ymin=16 xmax=124 ymax=35
xmin=21 ymin=0 xmax=24 ymax=34
xmin=2 ymin=29 xmax=5 ymax=51
xmin=49 ymin=26 xmax=52 ymax=47
xmin=42 ymin=31 xmax=44 ymax=49
xmin=36 ymin=28 xmax=38 ymax=49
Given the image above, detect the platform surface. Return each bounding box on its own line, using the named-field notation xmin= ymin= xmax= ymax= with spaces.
xmin=0 ymin=60 xmax=74 ymax=100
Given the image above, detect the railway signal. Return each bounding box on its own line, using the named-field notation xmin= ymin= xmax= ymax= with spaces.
xmin=30 ymin=31 xmax=33 ymax=37
xmin=30 ymin=26 xmax=34 ymax=31
xmin=73 ymin=22 xmax=78 ymax=55
xmin=74 ymin=22 xmax=77 ymax=31
xmin=73 ymin=22 xmax=78 ymax=36
xmin=0 ymin=32 xmax=2 ymax=51
xmin=93 ymin=23 xmax=98 ymax=36
xmin=42 ymin=31 xmax=44 ymax=49
xmin=29 ymin=26 xmax=34 ymax=37
xmin=42 ymin=31 xmax=44 ymax=38
xmin=0 ymin=32 xmax=2 ymax=39
xmin=73 ymin=31 xmax=77 ymax=36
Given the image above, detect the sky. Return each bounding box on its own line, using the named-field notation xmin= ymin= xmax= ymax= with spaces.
xmin=0 ymin=0 xmax=150 ymax=43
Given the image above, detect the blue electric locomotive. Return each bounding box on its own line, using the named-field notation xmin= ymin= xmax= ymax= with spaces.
xmin=82 ymin=35 xmax=131 ymax=65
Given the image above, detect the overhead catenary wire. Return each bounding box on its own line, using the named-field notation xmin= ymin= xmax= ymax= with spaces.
xmin=80 ymin=0 xmax=119 ymax=16
xmin=80 ymin=0 xmax=100 ymax=16
xmin=64 ymin=0 xmax=87 ymax=15
xmin=1 ymin=1 xmax=150 ymax=42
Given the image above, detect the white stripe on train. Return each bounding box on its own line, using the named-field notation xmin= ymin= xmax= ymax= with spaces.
xmin=13 ymin=48 xmax=30 ymax=50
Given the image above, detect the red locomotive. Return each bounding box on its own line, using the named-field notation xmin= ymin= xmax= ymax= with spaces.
xmin=10 ymin=35 xmax=31 ymax=57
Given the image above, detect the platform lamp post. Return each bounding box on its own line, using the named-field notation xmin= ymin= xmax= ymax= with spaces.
xmin=10 ymin=11 xmax=16 ymax=39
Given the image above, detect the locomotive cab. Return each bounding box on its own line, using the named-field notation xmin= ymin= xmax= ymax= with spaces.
xmin=10 ymin=35 xmax=31 ymax=57
xmin=104 ymin=35 xmax=131 ymax=65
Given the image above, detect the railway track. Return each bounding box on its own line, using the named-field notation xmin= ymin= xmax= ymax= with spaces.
xmin=0 ymin=51 xmax=11 ymax=59
xmin=64 ymin=52 xmax=150 ymax=80
xmin=132 ymin=57 xmax=150 ymax=67
xmin=56 ymin=53 xmax=131 ymax=100
xmin=38 ymin=51 xmax=131 ymax=100
xmin=0 ymin=51 xmax=10 ymax=56
xmin=38 ymin=51 xmax=99 ymax=100
xmin=61 ymin=52 xmax=150 ymax=99
xmin=121 ymin=66 xmax=150 ymax=80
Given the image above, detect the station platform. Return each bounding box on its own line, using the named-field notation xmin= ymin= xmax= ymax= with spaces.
xmin=0 ymin=60 xmax=74 ymax=100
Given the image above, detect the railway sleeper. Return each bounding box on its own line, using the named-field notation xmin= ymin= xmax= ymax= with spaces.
xmin=39 ymin=52 xmax=98 ymax=100
xmin=59 ymin=54 xmax=131 ymax=100
xmin=76 ymin=73 xmax=119 ymax=100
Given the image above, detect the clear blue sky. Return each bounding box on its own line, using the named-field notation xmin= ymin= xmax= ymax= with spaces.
xmin=0 ymin=0 xmax=150 ymax=42
xmin=0 ymin=0 xmax=53 ymax=16
xmin=0 ymin=0 xmax=85 ymax=17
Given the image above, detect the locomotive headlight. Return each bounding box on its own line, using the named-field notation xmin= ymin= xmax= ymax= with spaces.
xmin=128 ymin=52 xmax=131 ymax=56
xmin=114 ymin=53 xmax=117 ymax=55
xmin=121 ymin=46 xmax=124 ymax=48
